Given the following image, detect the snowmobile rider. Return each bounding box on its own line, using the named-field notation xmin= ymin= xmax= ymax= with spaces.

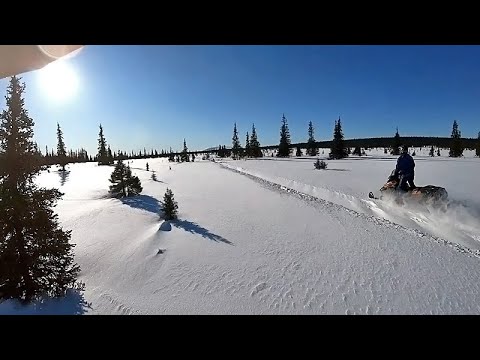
xmin=395 ymin=145 xmax=416 ymax=191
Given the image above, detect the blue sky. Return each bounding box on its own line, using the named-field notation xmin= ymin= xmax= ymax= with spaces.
xmin=1 ymin=45 xmax=480 ymax=155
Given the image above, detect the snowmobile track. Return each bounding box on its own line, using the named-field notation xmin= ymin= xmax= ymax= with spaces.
xmin=219 ymin=163 xmax=480 ymax=260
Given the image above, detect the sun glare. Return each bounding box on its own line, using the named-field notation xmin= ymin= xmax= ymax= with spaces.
xmin=37 ymin=60 xmax=79 ymax=102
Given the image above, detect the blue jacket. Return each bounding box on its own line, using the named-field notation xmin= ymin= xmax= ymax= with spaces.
xmin=396 ymin=153 xmax=415 ymax=176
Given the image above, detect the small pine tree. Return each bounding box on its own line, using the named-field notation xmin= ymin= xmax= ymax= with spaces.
xmin=391 ymin=127 xmax=401 ymax=155
xmin=97 ymin=124 xmax=111 ymax=165
xmin=384 ymin=148 xmax=388 ymax=154
xmin=231 ymin=123 xmax=241 ymax=160
xmin=437 ymin=148 xmax=441 ymax=157
xmin=107 ymin=145 xmax=113 ymax=164
xmin=314 ymin=158 xmax=327 ymax=170
xmin=411 ymin=150 xmax=416 ymax=156
xmin=476 ymin=132 xmax=480 ymax=157
xmin=56 ymin=122 xmax=68 ymax=171
xmin=245 ymin=131 xmax=250 ymax=158
xmin=181 ymin=139 xmax=189 ymax=162
xmin=306 ymin=121 xmax=319 ymax=156
xmin=296 ymin=146 xmax=302 ymax=157
xmin=352 ymin=146 xmax=362 ymax=156
xmin=429 ymin=145 xmax=435 ymax=157
xmin=151 ymin=172 xmax=157 ymax=181
xmin=277 ymin=114 xmax=291 ymax=157
xmin=191 ymin=153 xmax=195 ymax=162
xmin=162 ymin=188 xmax=178 ymax=220
xmin=146 ymin=162 xmax=149 ymax=171
xmin=329 ymin=117 xmax=348 ymax=159
xmin=108 ymin=160 xmax=143 ymax=198
xmin=0 ymin=76 xmax=80 ymax=303
xmin=449 ymin=120 xmax=464 ymax=157
xmin=250 ymin=124 xmax=262 ymax=157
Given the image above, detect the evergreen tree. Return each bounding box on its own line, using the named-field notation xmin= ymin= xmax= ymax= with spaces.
xmin=329 ymin=117 xmax=348 ymax=159
xmin=231 ymin=122 xmax=241 ymax=159
xmin=97 ymin=124 xmax=110 ymax=165
xmin=314 ymin=158 xmax=327 ymax=170
xmin=277 ymin=113 xmax=291 ymax=157
xmin=437 ymin=148 xmax=441 ymax=157
xmin=0 ymin=76 xmax=80 ymax=303
xmin=306 ymin=121 xmax=319 ymax=156
xmin=108 ymin=160 xmax=143 ymax=198
xmin=391 ymin=127 xmax=401 ymax=155
xmin=181 ymin=139 xmax=189 ymax=162
xmin=56 ymin=122 xmax=68 ymax=171
xmin=107 ymin=145 xmax=113 ymax=164
xmin=245 ymin=132 xmax=250 ymax=158
xmin=296 ymin=146 xmax=302 ymax=157
xmin=146 ymin=162 xmax=149 ymax=171
xmin=162 ymin=188 xmax=178 ymax=220
xmin=429 ymin=145 xmax=435 ymax=157
xmin=476 ymin=132 xmax=480 ymax=157
xmin=151 ymin=171 xmax=157 ymax=181
xmin=353 ymin=146 xmax=362 ymax=156
xmin=449 ymin=120 xmax=464 ymax=157
xmin=250 ymin=124 xmax=262 ymax=157
xmin=191 ymin=153 xmax=195 ymax=162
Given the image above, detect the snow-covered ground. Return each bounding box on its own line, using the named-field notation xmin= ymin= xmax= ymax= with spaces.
xmin=1 ymin=154 xmax=480 ymax=315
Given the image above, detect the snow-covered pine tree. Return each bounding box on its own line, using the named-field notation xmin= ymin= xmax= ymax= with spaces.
xmin=429 ymin=145 xmax=435 ymax=157
xmin=0 ymin=76 xmax=80 ymax=303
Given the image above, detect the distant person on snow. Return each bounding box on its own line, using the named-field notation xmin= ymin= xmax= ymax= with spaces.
xmin=395 ymin=145 xmax=416 ymax=191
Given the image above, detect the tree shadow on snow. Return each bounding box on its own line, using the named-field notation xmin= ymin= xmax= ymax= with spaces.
xmin=173 ymin=219 xmax=233 ymax=245
xmin=120 ymin=195 xmax=160 ymax=214
xmin=57 ymin=170 xmax=70 ymax=186
xmin=0 ymin=288 xmax=91 ymax=315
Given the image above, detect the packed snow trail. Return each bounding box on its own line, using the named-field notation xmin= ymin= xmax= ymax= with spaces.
xmin=219 ymin=159 xmax=480 ymax=252
xmin=2 ymin=159 xmax=480 ymax=314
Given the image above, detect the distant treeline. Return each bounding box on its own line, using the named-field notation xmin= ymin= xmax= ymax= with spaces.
xmin=261 ymin=136 xmax=479 ymax=151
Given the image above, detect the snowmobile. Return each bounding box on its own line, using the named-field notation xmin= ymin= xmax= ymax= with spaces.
xmin=369 ymin=170 xmax=448 ymax=207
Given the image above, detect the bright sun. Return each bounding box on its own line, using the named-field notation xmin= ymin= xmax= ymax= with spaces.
xmin=38 ymin=60 xmax=79 ymax=102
